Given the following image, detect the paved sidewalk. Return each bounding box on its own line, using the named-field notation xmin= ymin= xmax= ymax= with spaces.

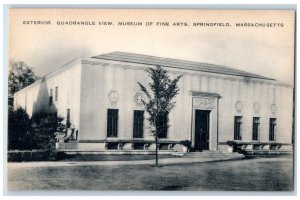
xmin=7 ymin=153 xmax=244 ymax=168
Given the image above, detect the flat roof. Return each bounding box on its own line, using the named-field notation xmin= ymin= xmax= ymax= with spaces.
xmin=92 ymin=51 xmax=274 ymax=80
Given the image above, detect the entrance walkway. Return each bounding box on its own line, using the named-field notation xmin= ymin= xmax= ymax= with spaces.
xmin=8 ymin=151 xmax=244 ymax=168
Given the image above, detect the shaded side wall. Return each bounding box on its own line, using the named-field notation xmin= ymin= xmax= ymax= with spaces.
xmin=13 ymin=62 xmax=82 ymax=131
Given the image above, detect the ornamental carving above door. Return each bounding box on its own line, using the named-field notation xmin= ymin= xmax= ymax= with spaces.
xmin=193 ymin=97 xmax=216 ymax=110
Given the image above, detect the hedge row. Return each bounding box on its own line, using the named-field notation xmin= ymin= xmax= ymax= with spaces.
xmin=7 ymin=150 xmax=58 ymax=162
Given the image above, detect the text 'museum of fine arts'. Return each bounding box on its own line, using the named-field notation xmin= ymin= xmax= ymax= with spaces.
xmin=13 ymin=51 xmax=293 ymax=153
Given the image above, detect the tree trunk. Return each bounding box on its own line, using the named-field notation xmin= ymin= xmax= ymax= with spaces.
xmin=155 ymin=133 xmax=158 ymax=167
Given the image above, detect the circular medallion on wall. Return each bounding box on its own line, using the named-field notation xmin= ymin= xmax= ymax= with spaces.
xmin=270 ymin=104 xmax=277 ymax=114
xmin=134 ymin=93 xmax=144 ymax=104
xmin=235 ymin=100 xmax=243 ymax=113
xmin=253 ymin=102 xmax=261 ymax=113
xmin=108 ymin=90 xmax=119 ymax=102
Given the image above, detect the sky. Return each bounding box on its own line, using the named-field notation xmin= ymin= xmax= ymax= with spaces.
xmin=9 ymin=9 xmax=295 ymax=85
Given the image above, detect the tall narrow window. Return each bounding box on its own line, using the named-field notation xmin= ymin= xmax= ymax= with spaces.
xmin=133 ymin=110 xmax=144 ymax=138
xmin=269 ymin=118 xmax=277 ymax=141
xmin=55 ymin=87 xmax=58 ymax=101
xmin=107 ymin=109 xmax=118 ymax=137
xmin=234 ymin=116 xmax=242 ymax=140
xmin=66 ymin=109 xmax=71 ymax=128
xmin=49 ymin=89 xmax=53 ymax=106
xmin=158 ymin=114 xmax=168 ymax=138
xmin=252 ymin=117 xmax=260 ymax=141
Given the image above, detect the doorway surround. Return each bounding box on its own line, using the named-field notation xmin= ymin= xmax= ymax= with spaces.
xmin=189 ymin=91 xmax=221 ymax=151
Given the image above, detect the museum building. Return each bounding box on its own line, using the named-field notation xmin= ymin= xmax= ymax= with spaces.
xmin=13 ymin=52 xmax=294 ymax=153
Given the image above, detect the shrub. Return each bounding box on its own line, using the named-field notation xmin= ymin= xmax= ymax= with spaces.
xmin=30 ymin=113 xmax=65 ymax=151
xmin=179 ymin=140 xmax=192 ymax=148
xmin=8 ymin=109 xmax=66 ymax=161
xmin=226 ymin=140 xmax=236 ymax=146
xmin=8 ymin=107 xmax=33 ymax=150
xmin=7 ymin=150 xmax=52 ymax=162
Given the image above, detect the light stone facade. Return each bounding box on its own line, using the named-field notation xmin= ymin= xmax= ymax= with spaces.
xmin=13 ymin=53 xmax=294 ymax=152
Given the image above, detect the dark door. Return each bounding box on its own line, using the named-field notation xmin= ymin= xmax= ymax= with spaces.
xmin=194 ymin=110 xmax=210 ymax=151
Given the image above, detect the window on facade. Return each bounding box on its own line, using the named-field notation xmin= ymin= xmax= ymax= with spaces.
xmin=269 ymin=118 xmax=277 ymax=141
xmin=55 ymin=87 xmax=58 ymax=101
xmin=133 ymin=110 xmax=144 ymax=138
xmin=66 ymin=109 xmax=71 ymax=128
xmin=158 ymin=113 xmax=168 ymax=139
xmin=107 ymin=109 xmax=118 ymax=137
xmin=252 ymin=117 xmax=260 ymax=141
xmin=49 ymin=89 xmax=53 ymax=106
xmin=234 ymin=116 xmax=242 ymax=140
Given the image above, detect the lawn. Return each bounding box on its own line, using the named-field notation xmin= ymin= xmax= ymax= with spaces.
xmin=7 ymin=156 xmax=293 ymax=191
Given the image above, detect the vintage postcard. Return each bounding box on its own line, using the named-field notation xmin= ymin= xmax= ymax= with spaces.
xmin=6 ymin=8 xmax=295 ymax=192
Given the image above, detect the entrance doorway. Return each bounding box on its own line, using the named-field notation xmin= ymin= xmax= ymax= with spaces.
xmin=194 ymin=110 xmax=210 ymax=151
